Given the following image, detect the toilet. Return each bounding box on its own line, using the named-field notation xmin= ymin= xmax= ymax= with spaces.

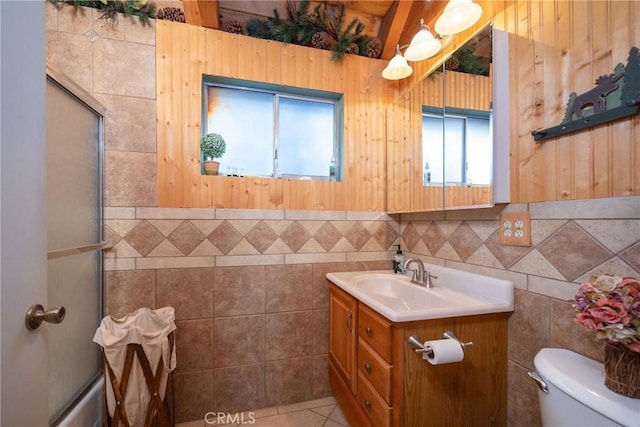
xmin=528 ymin=348 xmax=639 ymax=427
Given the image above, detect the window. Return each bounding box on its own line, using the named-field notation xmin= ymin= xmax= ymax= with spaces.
xmin=422 ymin=106 xmax=492 ymax=185
xmin=203 ymin=76 xmax=343 ymax=180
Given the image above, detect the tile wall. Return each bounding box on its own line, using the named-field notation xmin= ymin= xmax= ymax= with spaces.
xmin=46 ymin=5 xmax=640 ymax=426
xmin=399 ymin=197 xmax=640 ymax=426
xmin=103 ymin=207 xmax=397 ymax=422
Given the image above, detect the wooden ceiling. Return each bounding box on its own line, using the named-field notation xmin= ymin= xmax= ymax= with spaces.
xmin=173 ymin=1 xmax=449 ymax=60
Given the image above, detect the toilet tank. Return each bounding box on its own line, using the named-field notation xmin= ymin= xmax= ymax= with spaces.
xmin=532 ymin=348 xmax=639 ymax=427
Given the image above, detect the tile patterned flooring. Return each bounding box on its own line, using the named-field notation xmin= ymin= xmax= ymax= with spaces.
xmin=176 ymin=397 xmax=350 ymax=427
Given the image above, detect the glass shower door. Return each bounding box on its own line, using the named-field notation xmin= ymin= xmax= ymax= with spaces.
xmin=46 ymin=72 xmax=104 ymax=424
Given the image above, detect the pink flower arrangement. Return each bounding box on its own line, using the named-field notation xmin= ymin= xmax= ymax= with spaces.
xmin=573 ymin=275 xmax=640 ymax=353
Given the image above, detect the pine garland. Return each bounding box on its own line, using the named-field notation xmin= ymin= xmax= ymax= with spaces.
xmin=245 ymin=0 xmax=371 ymax=62
xmin=48 ymin=0 xmax=157 ymax=25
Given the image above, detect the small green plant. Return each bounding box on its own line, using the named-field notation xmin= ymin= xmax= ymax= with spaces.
xmin=200 ymin=133 xmax=226 ymax=160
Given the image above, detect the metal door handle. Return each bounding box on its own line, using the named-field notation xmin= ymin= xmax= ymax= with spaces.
xmin=25 ymin=304 xmax=66 ymax=331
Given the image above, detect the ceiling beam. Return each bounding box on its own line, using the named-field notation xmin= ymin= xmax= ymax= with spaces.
xmin=377 ymin=0 xmax=413 ymax=60
xmin=183 ymin=0 xmax=220 ymax=29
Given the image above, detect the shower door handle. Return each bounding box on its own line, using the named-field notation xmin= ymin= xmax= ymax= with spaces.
xmin=25 ymin=304 xmax=66 ymax=331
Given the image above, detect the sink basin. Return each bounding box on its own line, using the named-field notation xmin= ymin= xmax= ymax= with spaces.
xmin=327 ymin=267 xmax=514 ymax=322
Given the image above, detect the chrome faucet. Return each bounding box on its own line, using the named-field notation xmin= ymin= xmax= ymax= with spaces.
xmin=403 ymin=258 xmax=437 ymax=288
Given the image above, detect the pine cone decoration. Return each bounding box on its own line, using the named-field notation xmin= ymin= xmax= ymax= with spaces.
xmin=221 ymin=20 xmax=247 ymax=35
xmin=347 ymin=43 xmax=359 ymax=55
xmin=156 ymin=7 xmax=185 ymax=23
xmin=445 ymin=57 xmax=459 ymax=70
xmin=365 ymin=37 xmax=382 ymax=58
xmin=311 ymin=31 xmax=332 ymax=50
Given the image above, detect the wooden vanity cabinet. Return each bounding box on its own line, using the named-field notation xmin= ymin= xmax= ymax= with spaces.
xmin=328 ymin=284 xmax=358 ymax=393
xmin=328 ymin=282 xmax=508 ymax=427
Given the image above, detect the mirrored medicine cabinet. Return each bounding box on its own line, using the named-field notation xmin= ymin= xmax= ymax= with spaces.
xmin=386 ymin=23 xmax=509 ymax=213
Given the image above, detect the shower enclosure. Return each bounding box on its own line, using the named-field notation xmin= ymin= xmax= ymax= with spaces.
xmin=46 ymin=64 xmax=105 ymax=425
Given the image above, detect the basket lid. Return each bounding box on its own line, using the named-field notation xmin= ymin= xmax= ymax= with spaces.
xmin=534 ymin=348 xmax=639 ymax=426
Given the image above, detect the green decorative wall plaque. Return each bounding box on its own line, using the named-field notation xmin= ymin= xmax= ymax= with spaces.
xmin=532 ymin=46 xmax=640 ymax=142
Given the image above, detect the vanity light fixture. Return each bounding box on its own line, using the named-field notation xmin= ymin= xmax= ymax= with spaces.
xmin=381 ymin=45 xmax=413 ymax=80
xmin=381 ymin=0 xmax=483 ymax=80
xmin=435 ymin=0 xmax=483 ymax=36
xmin=404 ymin=19 xmax=442 ymax=62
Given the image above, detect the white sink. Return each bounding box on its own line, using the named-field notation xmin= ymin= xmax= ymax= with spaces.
xmin=327 ymin=266 xmax=514 ymax=322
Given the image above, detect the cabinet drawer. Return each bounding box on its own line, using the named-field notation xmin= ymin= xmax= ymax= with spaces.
xmin=358 ymin=338 xmax=393 ymax=404
xmin=357 ymin=371 xmax=391 ymax=427
xmin=358 ymin=304 xmax=392 ymax=363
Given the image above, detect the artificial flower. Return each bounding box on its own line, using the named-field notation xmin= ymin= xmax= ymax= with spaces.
xmin=573 ymin=275 xmax=640 ymax=353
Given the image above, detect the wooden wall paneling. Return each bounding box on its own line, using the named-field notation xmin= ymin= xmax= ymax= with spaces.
xmin=591 ymin=0 xmax=612 ymax=199
xmin=529 ymin=1 xmax=557 ymax=200
xmin=534 ymin=1 xmax=560 ymax=202
xmin=189 ymin=27 xmax=209 ymax=208
xmin=294 ymin=42 xmax=310 ymax=89
xmin=351 ymin=58 xmax=364 ymax=211
xmin=631 ymin=115 xmax=640 ymax=196
xmin=386 ymin=94 xmax=410 ymax=213
xmin=554 ymin=0 xmax=573 ymax=200
xmin=571 ymin=1 xmax=594 ymax=199
xmin=157 ymin=21 xmax=394 ymax=210
xmin=515 ymin=35 xmax=535 ymax=203
xmin=610 ymin=2 xmax=634 ymax=197
xmin=158 ymin=1 xmax=637 ymax=210
xmin=636 ymin=0 xmax=640 ymax=194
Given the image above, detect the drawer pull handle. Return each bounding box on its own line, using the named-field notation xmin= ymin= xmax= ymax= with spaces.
xmin=364 ymin=399 xmax=371 ymax=409
xmin=364 ymin=363 xmax=372 ymax=372
xmin=346 ymin=310 xmax=353 ymax=332
xmin=365 ymin=326 xmax=372 ymax=335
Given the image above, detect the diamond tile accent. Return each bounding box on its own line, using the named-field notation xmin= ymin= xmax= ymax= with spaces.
xmin=448 ymin=224 xmax=483 ymax=261
xmin=168 ymin=221 xmax=206 ymax=255
xmin=207 ymin=221 xmax=243 ymax=255
xmin=84 ymin=29 xmax=99 ymax=42
xmin=401 ymin=222 xmax=421 ymax=251
xmin=280 ymin=221 xmax=312 ymax=253
xmin=619 ymin=242 xmax=640 ymax=272
xmin=344 ymin=222 xmax=372 ymax=251
xmin=123 ymin=220 xmax=164 ymax=256
xmin=314 ymin=222 xmax=342 ymax=251
xmin=372 ymin=222 xmax=399 ymax=250
xmin=484 ymin=232 xmax=531 ymax=269
xmin=245 ymin=221 xmax=279 ymax=253
xmin=537 ymin=222 xmax=612 ymax=280
xmin=422 ymin=222 xmax=447 ymax=255
xmin=104 ymin=225 xmax=121 ymax=245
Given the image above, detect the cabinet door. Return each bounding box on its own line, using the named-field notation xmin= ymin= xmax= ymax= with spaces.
xmin=329 ymin=284 xmax=357 ymax=393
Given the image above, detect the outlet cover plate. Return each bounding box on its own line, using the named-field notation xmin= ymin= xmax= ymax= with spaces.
xmin=500 ymin=211 xmax=531 ymax=247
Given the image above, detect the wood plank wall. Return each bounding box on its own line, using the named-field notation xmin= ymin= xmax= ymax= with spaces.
xmin=157 ymin=0 xmax=638 ymax=211
xmin=156 ymin=20 xmax=395 ymax=210
xmin=494 ymin=0 xmax=639 ymax=202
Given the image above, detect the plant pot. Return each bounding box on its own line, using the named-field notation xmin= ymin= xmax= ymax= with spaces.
xmin=203 ymin=160 xmax=220 ymax=175
xmin=604 ymin=342 xmax=640 ymax=398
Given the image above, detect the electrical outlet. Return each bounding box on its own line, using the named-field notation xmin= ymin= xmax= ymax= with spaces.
xmin=500 ymin=211 xmax=531 ymax=246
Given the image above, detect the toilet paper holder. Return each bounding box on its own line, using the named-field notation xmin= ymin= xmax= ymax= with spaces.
xmin=407 ymin=331 xmax=474 ymax=357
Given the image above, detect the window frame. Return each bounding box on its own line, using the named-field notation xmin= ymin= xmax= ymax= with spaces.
xmin=422 ymin=105 xmax=491 ymax=185
xmin=202 ymin=75 xmax=344 ymax=181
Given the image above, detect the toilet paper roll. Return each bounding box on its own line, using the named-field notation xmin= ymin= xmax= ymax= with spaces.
xmin=422 ymin=339 xmax=464 ymax=365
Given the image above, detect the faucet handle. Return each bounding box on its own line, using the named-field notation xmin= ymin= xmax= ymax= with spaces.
xmin=425 ymin=271 xmax=437 ymax=286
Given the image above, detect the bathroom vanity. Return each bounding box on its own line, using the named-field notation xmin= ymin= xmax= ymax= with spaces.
xmin=327 ymin=268 xmax=513 ymax=427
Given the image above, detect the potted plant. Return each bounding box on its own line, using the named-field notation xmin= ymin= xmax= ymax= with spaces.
xmin=200 ymin=133 xmax=226 ymax=175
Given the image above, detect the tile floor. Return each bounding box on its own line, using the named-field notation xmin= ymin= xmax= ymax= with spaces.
xmin=176 ymin=397 xmax=350 ymax=427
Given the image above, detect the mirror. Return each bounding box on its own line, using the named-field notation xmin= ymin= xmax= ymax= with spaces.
xmin=386 ymin=24 xmax=509 ymax=213
xmin=440 ymin=24 xmax=493 ymax=209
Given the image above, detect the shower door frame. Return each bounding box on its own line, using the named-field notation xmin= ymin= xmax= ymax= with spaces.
xmin=46 ymin=62 xmax=106 ymax=426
